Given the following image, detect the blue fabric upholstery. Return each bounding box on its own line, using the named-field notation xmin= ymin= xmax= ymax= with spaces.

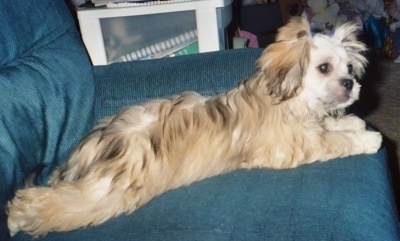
xmin=92 ymin=48 xmax=261 ymax=119
xmin=0 ymin=1 xmax=94 ymax=240
xmin=1 ymin=1 xmax=399 ymax=240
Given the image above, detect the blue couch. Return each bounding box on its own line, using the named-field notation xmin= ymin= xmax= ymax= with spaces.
xmin=1 ymin=1 xmax=399 ymax=240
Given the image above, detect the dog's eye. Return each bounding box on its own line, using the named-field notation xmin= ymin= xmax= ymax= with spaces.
xmin=347 ymin=64 xmax=353 ymax=74
xmin=318 ymin=63 xmax=330 ymax=74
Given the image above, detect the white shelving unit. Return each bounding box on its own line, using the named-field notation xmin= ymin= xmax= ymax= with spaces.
xmin=77 ymin=0 xmax=233 ymax=65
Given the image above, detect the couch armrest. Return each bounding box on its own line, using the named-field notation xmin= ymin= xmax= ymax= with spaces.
xmin=92 ymin=48 xmax=262 ymax=121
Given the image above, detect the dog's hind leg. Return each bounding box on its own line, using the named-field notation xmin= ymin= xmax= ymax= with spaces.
xmin=48 ymin=116 xmax=117 ymax=186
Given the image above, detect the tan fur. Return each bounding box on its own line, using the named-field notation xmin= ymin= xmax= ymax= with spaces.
xmin=7 ymin=17 xmax=382 ymax=237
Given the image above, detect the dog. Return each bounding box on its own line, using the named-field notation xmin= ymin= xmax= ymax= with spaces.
xmin=7 ymin=17 xmax=382 ymax=237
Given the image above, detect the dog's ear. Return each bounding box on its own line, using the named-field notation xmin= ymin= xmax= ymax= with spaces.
xmin=333 ymin=22 xmax=368 ymax=78
xmin=257 ymin=17 xmax=311 ymax=103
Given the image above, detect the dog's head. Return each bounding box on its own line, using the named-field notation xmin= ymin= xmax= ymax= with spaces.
xmin=257 ymin=17 xmax=367 ymax=115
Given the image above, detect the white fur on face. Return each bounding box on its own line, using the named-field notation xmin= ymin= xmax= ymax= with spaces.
xmin=299 ymin=33 xmax=361 ymax=115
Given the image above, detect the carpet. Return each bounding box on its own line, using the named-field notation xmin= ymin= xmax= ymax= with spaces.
xmin=356 ymin=59 xmax=400 ymax=211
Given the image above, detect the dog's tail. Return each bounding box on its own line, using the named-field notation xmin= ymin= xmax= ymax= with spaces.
xmin=7 ymin=169 xmax=152 ymax=237
xmin=7 ymin=104 xmax=172 ymax=237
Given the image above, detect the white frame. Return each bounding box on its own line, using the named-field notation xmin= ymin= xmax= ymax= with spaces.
xmin=77 ymin=0 xmax=232 ymax=65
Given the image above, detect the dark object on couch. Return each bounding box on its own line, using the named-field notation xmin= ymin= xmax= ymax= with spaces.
xmin=0 ymin=1 xmax=399 ymax=240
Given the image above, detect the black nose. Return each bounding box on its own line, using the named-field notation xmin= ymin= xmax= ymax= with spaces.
xmin=341 ymin=78 xmax=353 ymax=90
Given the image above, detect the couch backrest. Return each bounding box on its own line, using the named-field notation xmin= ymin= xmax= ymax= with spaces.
xmin=0 ymin=1 xmax=94 ymax=239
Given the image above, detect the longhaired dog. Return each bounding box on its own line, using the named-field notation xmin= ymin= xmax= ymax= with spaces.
xmin=7 ymin=17 xmax=382 ymax=237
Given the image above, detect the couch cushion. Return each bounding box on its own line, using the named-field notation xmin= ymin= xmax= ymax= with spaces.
xmin=0 ymin=1 xmax=94 ymax=239
xmin=92 ymin=49 xmax=262 ymax=120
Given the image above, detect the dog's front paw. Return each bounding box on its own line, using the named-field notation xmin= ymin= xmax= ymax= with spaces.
xmin=324 ymin=115 xmax=366 ymax=132
xmin=357 ymin=130 xmax=382 ymax=154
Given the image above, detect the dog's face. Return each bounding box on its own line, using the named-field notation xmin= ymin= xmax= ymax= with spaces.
xmin=257 ymin=17 xmax=367 ymax=115
xmin=301 ymin=31 xmax=363 ymax=112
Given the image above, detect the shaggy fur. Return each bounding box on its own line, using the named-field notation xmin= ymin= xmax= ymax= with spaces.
xmin=7 ymin=17 xmax=382 ymax=237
